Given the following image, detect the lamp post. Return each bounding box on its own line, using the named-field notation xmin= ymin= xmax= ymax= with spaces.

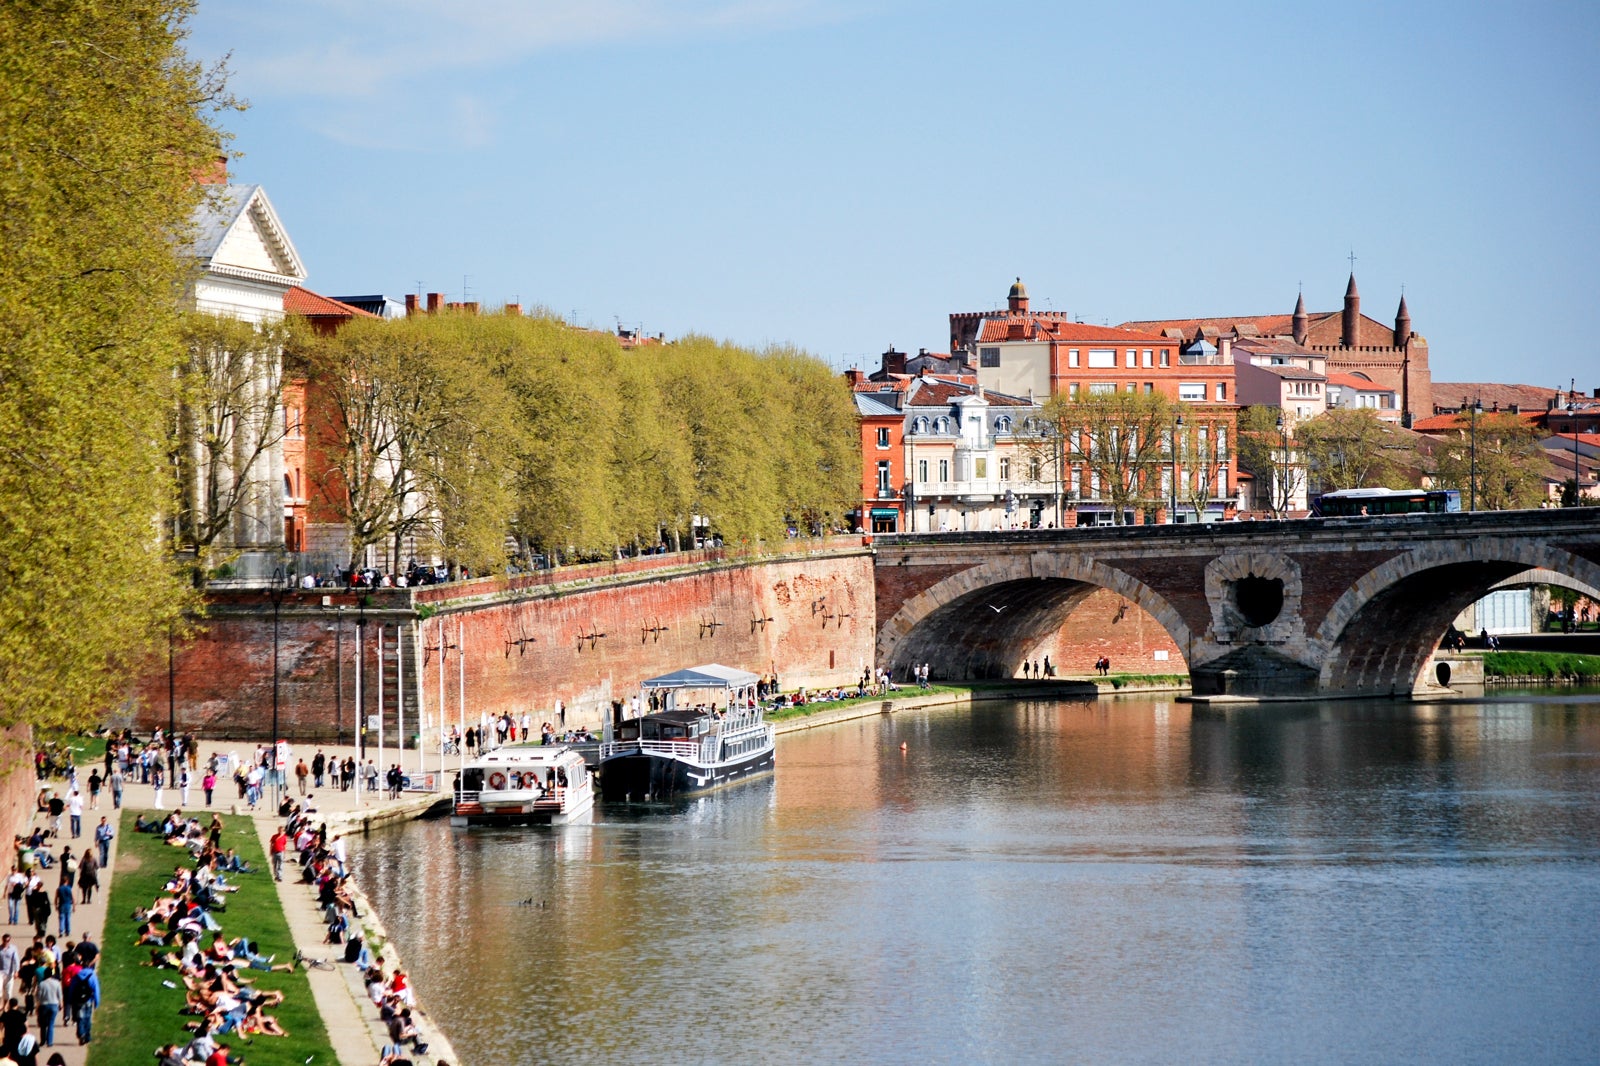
xmin=1465 ymin=396 xmax=1483 ymax=511
xmin=1276 ymin=412 xmax=1289 ymax=517
xmin=1169 ymin=413 xmax=1184 ymax=523
xmin=267 ymin=567 xmax=290 ymax=812
xmin=167 ymin=624 xmax=176 ymax=739
xmin=1567 ymin=380 xmax=1581 ymax=506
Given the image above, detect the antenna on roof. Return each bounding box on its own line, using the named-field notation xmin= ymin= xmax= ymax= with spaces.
xmin=462 ymin=274 xmax=474 ymax=303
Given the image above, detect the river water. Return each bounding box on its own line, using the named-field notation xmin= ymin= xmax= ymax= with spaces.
xmin=350 ymin=691 xmax=1600 ymax=1064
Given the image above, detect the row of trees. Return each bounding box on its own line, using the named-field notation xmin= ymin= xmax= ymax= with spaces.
xmin=0 ymin=0 xmax=233 ymax=729
xmin=290 ymin=311 xmax=860 ymax=573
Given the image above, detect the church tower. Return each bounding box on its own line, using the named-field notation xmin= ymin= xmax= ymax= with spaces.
xmin=1008 ymin=277 xmax=1029 ymax=314
xmin=1393 ymin=294 xmax=1411 ymax=347
xmin=1292 ymin=292 xmax=1309 ymax=346
xmin=1341 ymin=274 xmax=1360 ymax=347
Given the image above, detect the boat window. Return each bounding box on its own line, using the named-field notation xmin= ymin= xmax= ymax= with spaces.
xmin=618 ymin=723 xmax=639 ymax=741
xmin=461 ymin=768 xmax=484 ymax=791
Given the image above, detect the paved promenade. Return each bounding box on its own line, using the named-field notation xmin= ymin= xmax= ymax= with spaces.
xmin=17 ymin=738 xmax=462 ymax=1065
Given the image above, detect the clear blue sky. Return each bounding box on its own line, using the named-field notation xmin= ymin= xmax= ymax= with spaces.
xmin=190 ymin=0 xmax=1599 ymax=391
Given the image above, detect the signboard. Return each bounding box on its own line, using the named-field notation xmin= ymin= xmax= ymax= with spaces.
xmin=367 ymin=715 xmax=380 ymax=730
xmin=275 ymin=740 xmax=289 ymax=770
xmin=401 ymin=771 xmax=441 ymax=793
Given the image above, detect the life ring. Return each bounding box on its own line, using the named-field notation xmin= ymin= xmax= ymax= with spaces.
xmin=487 ymin=772 xmax=507 ymax=790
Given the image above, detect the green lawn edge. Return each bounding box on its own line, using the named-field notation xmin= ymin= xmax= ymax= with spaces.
xmin=1483 ymin=650 xmax=1600 ymax=681
xmin=90 ymin=810 xmax=336 ymax=1066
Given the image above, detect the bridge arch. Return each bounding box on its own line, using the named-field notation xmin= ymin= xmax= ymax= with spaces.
xmin=877 ymin=554 xmax=1194 ymax=681
xmin=1314 ymin=543 xmax=1600 ymax=696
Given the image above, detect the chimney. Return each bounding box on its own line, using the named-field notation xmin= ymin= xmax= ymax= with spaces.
xmin=844 ymin=368 xmax=864 ymax=387
xmin=882 ymin=347 xmax=907 ymax=376
xmin=427 ymin=292 xmax=443 ymax=313
xmin=504 ymin=303 xmax=522 ymax=316
xmin=194 ymin=153 xmax=228 ymax=185
xmin=405 ymin=294 xmax=419 ymax=317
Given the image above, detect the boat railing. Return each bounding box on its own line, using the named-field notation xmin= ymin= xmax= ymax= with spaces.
xmin=601 ymin=738 xmax=700 ymax=759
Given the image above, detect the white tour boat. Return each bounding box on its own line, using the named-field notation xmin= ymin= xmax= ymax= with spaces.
xmin=451 ymin=743 xmax=594 ymax=826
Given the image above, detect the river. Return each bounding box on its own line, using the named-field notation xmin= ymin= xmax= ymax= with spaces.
xmin=349 ymin=690 xmax=1600 ymax=1064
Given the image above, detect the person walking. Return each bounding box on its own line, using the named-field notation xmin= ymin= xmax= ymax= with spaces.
xmin=92 ymin=819 xmax=112 ymax=869
xmin=0 ymin=934 xmax=18 ymax=1006
xmin=108 ymin=767 xmax=124 ymax=810
xmin=311 ymin=751 xmax=326 ymax=790
xmin=151 ymin=764 xmax=164 ymax=810
xmin=26 ymin=879 xmax=50 ymax=938
xmin=74 ymin=851 xmax=97 ymax=907
xmin=35 ymin=966 xmax=61 ymax=1047
xmin=269 ymin=827 xmax=288 ymax=883
xmin=179 ymin=768 xmax=191 ymax=808
xmin=294 ymin=759 xmax=309 ymax=797
xmin=71 ymin=963 xmax=98 ymax=1045
xmin=5 ymin=869 xmax=24 ymax=925
xmin=86 ymin=771 xmax=101 ymax=811
xmin=202 ymin=770 xmax=215 ymax=807
xmin=365 ymin=761 xmax=378 ymax=794
xmin=54 ymin=881 xmax=72 ymax=937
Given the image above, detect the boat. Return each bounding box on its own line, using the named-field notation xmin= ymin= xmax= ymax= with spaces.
xmin=599 ymin=664 xmax=775 ymax=801
xmin=451 ymin=744 xmax=595 ymax=826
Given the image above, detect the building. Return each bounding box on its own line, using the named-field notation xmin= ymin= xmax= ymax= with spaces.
xmin=182 ymin=179 xmax=307 ymax=583
xmin=1232 ymin=336 xmax=1330 ymax=422
xmin=1326 ymin=372 xmax=1401 ymax=419
xmin=850 ymin=374 xmax=1047 ymax=533
xmin=953 ymin=280 xmax=1238 ymax=524
xmin=1123 ymin=275 xmax=1431 ymax=425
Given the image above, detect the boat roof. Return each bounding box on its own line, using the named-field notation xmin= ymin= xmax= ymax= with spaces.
xmin=470 ymin=745 xmax=582 ymax=766
xmin=640 ymin=663 xmax=760 ymax=691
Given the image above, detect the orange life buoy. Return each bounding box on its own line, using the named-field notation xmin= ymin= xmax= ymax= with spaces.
xmin=487 ymin=771 xmax=507 ymax=790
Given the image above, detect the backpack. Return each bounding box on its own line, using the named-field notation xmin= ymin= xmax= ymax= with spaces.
xmin=67 ymin=972 xmax=89 ymax=1006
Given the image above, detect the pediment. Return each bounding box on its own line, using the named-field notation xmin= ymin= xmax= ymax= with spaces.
xmin=190 ymin=184 xmax=307 ymax=288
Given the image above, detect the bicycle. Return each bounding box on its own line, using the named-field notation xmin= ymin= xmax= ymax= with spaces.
xmin=293 ymin=948 xmax=335 ymax=971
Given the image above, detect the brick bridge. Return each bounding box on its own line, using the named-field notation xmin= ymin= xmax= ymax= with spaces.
xmin=872 ymin=509 xmax=1600 ymax=699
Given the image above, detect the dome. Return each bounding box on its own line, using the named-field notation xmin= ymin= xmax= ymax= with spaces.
xmin=1008 ymin=277 xmax=1028 ymax=300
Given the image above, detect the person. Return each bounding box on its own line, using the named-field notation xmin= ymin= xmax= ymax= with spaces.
xmin=0 ymin=936 xmax=18 ymax=1008
xmin=108 ymin=767 xmax=123 ymax=810
xmin=202 ymin=769 xmax=215 ymax=807
xmin=0 ymin=997 xmax=26 ymax=1058
xmin=295 ymin=759 xmax=309 ymax=796
xmin=269 ymin=828 xmax=288 ymax=883
xmin=5 ymin=868 xmax=25 ymax=925
xmin=45 ymin=794 xmax=63 ymax=840
xmin=311 ymin=750 xmax=326 ymax=789
xmin=151 ymin=764 xmax=164 ymax=811
xmin=366 ymin=762 xmax=378 ymax=794
xmin=54 ymin=881 xmax=71 ymax=937
xmin=26 ymin=880 xmax=50 ymax=938
xmin=34 ymin=967 xmax=61 ymax=1047
xmin=1044 ymin=655 xmax=1053 ymax=678
xmin=91 ymin=819 xmax=112 ymax=869
xmin=74 ymin=852 xmax=97 ymax=907
xmin=69 ymin=962 xmax=97 ymax=1044
xmin=85 ymin=771 xmax=101 ymax=811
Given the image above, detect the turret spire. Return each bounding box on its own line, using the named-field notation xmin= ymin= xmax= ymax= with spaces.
xmin=1341 ymin=273 xmax=1361 ymax=347
xmin=1292 ymin=291 xmax=1308 ymax=346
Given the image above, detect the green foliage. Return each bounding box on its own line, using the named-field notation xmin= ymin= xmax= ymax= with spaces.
xmin=1042 ymin=390 xmax=1178 ymax=522
xmin=298 ymin=313 xmax=856 ymax=565
xmin=1235 ymin=405 xmax=1303 ymax=516
xmin=1483 ymin=651 xmax=1600 ymax=682
xmin=1430 ymin=411 xmax=1545 ymax=510
xmin=0 ymin=0 xmax=228 ymax=729
xmin=1297 ymin=408 xmax=1416 ymax=492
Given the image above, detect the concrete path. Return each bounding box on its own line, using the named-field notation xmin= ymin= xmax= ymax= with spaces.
xmin=21 ymin=736 xmax=467 ymax=1065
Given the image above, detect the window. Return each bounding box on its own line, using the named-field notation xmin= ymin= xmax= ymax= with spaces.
xmin=1215 ymin=382 xmax=1226 ymax=402
xmin=1028 ymin=457 xmax=1041 ymax=481
xmin=877 ymin=461 xmax=892 ymax=496
xmin=938 ymin=459 xmax=950 ymax=482
xmin=1160 ymin=349 xmax=1171 ymax=367
xmin=1069 ymin=382 xmax=1080 ymax=398
xmin=1089 ymin=382 xmax=1116 ymax=395
xmin=1217 ymin=467 xmax=1228 ymax=496
xmin=876 ymin=427 xmax=890 ymax=449
xmin=979 ymin=346 xmax=1001 ymax=367
xmin=1179 ymin=382 xmax=1205 ymax=402
xmin=994 ymin=415 xmax=1013 ymax=433
xmin=975 ymin=457 xmax=987 ymax=479
xmin=1125 ymin=382 xmax=1136 ymax=393
xmin=1144 ymin=382 xmax=1154 ymax=394
xmin=917 ymin=459 xmax=928 ymax=483
xmin=1142 ymin=349 xmax=1153 ymax=368
xmin=912 ymin=416 xmax=928 ymax=434
xmin=1070 ymin=467 xmax=1081 ymax=496
xmin=999 ymin=457 xmax=1011 ymax=481
xmin=1380 ymin=394 xmax=1393 ymax=409
xmin=1088 ymin=349 xmax=1116 ymax=368
xmin=1068 ymin=349 xmax=1080 ymax=368
xmin=933 ymin=416 xmax=951 ymax=434
xmin=1217 ymin=427 xmax=1228 ymax=456
xmin=1126 ymin=349 xmax=1137 ymax=368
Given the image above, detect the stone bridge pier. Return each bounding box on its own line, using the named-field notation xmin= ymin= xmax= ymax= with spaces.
xmin=873 ymin=509 xmax=1600 ymax=700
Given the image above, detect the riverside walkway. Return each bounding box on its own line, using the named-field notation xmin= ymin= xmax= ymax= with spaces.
xmin=18 ymin=739 xmax=460 ymax=1066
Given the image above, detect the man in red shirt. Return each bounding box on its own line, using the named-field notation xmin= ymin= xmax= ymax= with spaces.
xmin=269 ymin=827 xmax=289 ymax=882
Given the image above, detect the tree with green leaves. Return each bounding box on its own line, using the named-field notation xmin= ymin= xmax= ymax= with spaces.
xmin=1235 ymin=405 xmax=1303 ymax=517
xmin=0 ymin=0 xmax=231 ymax=729
xmin=1430 ymin=411 xmax=1545 ymax=510
xmin=1042 ymin=390 xmax=1176 ymax=524
xmin=1296 ymin=408 xmax=1415 ymax=494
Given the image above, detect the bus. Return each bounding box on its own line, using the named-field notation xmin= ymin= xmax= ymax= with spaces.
xmin=1310 ymin=487 xmax=1462 ymax=517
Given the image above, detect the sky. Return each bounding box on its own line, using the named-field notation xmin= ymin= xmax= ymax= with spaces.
xmin=188 ymin=0 xmax=1600 ymax=390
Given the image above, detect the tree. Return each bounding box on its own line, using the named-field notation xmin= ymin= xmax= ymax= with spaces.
xmin=1235 ymin=406 xmax=1303 ymax=517
xmin=1431 ymin=411 xmax=1545 ymax=510
xmin=1042 ymin=391 xmax=1175 ymax=524
xmin=171 ymin=312 xmax=292 ymax=575
xmin=1296 ymin=408 xmax=1414 ymax=494
xmin=0 ymin=1 xmax=232 ymax=729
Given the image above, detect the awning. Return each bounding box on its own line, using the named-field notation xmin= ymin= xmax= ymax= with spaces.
xmin=639 ymin=664 xmax=761 ymax=691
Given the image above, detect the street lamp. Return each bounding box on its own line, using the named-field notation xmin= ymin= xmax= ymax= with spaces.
xmin=267 ymin=567 xmax=290 ymax=812
xmin=1276 ymin=412 xmax=1289 ymax=517
xmin=1170 ymin=413 xmax=1184 ymax=523
xmin=1465 ymin=395 xmax=1483 ymax=511
xmin=1566 ymin=381 xmax=1582 ymax=506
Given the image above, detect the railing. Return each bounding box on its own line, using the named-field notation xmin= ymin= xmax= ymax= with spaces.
xmin=600 ymin=739 xmax=700 ymax=760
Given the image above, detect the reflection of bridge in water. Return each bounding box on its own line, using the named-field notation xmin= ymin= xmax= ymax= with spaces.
xmin=872 ymin=508 xmax=1600 ymax=699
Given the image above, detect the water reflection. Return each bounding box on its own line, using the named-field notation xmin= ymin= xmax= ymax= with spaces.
xmin=352 ymin=693 xmax=1600 ymax=1065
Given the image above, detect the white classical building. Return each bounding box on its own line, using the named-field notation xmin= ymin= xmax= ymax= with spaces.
xmin=184 ymin=183 xmax=307 ymax=584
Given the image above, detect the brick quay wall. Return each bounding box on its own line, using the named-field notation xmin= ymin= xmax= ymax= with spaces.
xmin=125 ymin=540 xmax=876 ymax=743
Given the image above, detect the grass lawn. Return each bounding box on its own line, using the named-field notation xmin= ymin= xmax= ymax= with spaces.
xmin=90 ymin=810 xmax=336 ymax=1066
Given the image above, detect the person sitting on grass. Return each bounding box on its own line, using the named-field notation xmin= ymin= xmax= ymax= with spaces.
xmin=218 ymin=850 xmax=253 ymax=874
xmin=227 ymin=939 xmax=292 ymax=974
